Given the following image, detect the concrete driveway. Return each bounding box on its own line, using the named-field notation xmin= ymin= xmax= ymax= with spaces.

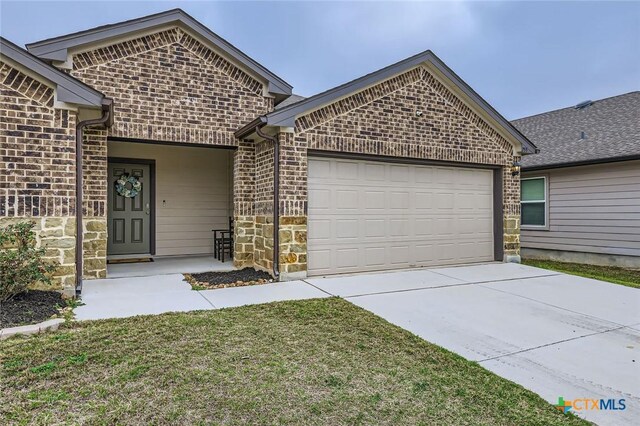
xmin=307 ymin=263 xmax=640 ymax=426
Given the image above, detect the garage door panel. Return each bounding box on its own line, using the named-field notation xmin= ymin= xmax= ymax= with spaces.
xmin=414 ymin=192 xmax=434 ymax=210
xmin=364 ymin=191 xmax=385 ymax=209
xmin=390 ymin=191 xmax=410 ymax=208
xmin=308 ymin=218 xmax=331 ymax=241
xmin=414 ymin=218 xmax=433 ymax=236
xmin=336 ymin=190 xmax=359 ymax=210
xmin=364 ymin=247 xmax=386 ymax=267
xmin=308 ymin=158 xmax=495 ymax=275
xmin=308 ymin=158 xmax=333 ymax=179
xmin=336 ymin=248 xmax=358 ymax=268
xmin=435 ymin=193 xmax=455 ymax=209
xmin=390 ymin=165 xmax=410 ymax=182
xmin=436 ymin=243 xmax=457 ymax=261
xmin=336 ymin=161 xmax=359 ymax=179
xmin=435 ymin=217 xmax=455 ymax=235
xmin=364 ymin=219 xmax=386 ymax=237
xmin=458 ymin=218 xmax=477 ymax=234
xmin=414 ymin=244 xmax=435 ymax=263
xmin=415 ymin=167 xmax=434 ymax=183
xmin=389 ymin=219 xmax=409 ymax=237
xmin=336 ymin=219 xmax=358 ymax=239
xmin=308 ymin=249 xmax=331 ymax=272
xmin=364 ymin=163 xmax=386 ymax=180
xmin=308 ymin=188 xmax=331 ymax=210
xmin=390 ymin=245 xmax=410 ymax=265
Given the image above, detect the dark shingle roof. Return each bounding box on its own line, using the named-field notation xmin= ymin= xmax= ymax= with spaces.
xmin=512 ymin=91 xmax=640 ymax=170
xmin=274 ymin=94 xmax=306 ymax=109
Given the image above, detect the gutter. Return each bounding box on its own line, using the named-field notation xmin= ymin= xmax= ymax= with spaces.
xmin=255 ymin=124 xmax=280 ymax=279
xmin=522 ymin=154 xmax=640 ymax=173
xmin=75 ymin=99 xmax=114 ymax=296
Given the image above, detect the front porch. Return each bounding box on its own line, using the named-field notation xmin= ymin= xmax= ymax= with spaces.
xmin=98 ymin=139 xmax=241 ymax=282
xmin=107 ymin=255 xmax=235 ymax=279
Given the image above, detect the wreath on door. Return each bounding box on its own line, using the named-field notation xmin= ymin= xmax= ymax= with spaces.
xmin=115 ymin=174 xmax=142 ymax=198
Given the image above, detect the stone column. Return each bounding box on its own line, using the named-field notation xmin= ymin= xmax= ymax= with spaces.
xmin=503 ymin=161 xmax=521 ymax=263
xmin=82 ymin=128 xmax=108 ymax=279
xmin=277 ymin=131 xmax=308 ymax=280
xmin=233 ymin=139 xmax=256 ymax=268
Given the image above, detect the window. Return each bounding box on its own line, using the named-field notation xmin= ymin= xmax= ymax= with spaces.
xmin=521 ymin=177 xmax=546 ymax=227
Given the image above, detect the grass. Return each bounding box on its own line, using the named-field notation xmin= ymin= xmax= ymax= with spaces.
xmin=523 ymin=258 xmax=640 ymax=289
xmin=1 ymin=298 xmax=587 ymax=425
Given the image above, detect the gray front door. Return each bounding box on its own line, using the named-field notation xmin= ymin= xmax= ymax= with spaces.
xmin=107 ymin=162 xmax=151 ymax=255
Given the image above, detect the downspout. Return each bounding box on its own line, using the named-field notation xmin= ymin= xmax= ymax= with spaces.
xmin=255 ymin=124 xmax=280 ymax=279
xmin=75 ymin=101 xmax=113 ymax=296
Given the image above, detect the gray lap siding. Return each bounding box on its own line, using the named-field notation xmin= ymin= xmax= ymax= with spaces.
xmin=522 ymin=160 xmax=640 ymax=258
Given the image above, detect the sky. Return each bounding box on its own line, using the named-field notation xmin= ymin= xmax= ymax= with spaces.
xmin=1 ymin=0 xmax=638 ymax=119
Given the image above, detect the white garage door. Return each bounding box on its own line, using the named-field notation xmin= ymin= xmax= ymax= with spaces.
xmin=307 ymin=157 xmax=495 ymax=276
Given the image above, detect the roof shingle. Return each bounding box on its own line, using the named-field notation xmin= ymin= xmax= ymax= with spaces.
xmin=512 ymin=91 xmax=640 ymax=169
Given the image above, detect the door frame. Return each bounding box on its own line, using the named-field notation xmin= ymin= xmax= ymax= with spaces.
xmin=307 ymin=150 xmax=504 ymax=262
xmin=107 ymin=157 xmax=156 ymax=256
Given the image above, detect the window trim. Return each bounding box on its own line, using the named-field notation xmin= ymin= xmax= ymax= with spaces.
xmin=521 ymin=175 xmax=549 ymax=230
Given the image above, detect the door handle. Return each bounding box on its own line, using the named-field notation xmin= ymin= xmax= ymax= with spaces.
xmin=145 ymin=203 xmax=150 ymax=215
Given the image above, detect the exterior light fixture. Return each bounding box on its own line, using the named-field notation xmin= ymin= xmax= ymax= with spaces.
xmin=415 ymin=110 xmax=423 ymax=117
xmin=512 ymin=160 xmax=521 ymax=176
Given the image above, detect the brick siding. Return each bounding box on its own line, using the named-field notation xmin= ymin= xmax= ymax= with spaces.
xmin=1 ymin=62 xmax=78 ymax=292
xmin=71 ymin=27 xmax=272 ymax=147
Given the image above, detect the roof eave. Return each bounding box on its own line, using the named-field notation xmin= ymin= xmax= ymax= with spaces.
xmin=522 ymin=154 xmax=640 ymax=172
xmin=264 ymin=50 xmax=538 ymax=155
xmin=234 ymin=116 xmax=267 ymax=139
xmin=25 ymin=9 xmax=292 ymax=98
xmin=1 ymin=37 xmax=107 ymax=108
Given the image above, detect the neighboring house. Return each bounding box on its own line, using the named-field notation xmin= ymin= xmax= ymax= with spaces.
xmin=513 ymin=92 xmax=640 ymax=268
xmin=1 ymin=9 xmax=537 ymax=296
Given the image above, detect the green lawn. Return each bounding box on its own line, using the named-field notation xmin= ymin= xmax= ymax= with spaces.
xmin=523 ymin=258 xmax=640 ymax=289
xmin=1 ymin=298 xmax=586 ymax=425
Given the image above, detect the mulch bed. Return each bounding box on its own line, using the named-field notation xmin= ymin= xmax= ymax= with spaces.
xmin=0 ymin=290 xmax=64 ymax=329
xmin=185 ymin=268 xmax=274 ymax=290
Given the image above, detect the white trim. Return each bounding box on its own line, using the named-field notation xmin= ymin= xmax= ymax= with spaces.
xmin=521 ymin=175 xmax=549 ymax=230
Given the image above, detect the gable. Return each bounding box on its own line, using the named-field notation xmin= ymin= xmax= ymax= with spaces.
xmin=73 ymin=28 xmax=264 ymax=96
xmin=0 ymin=61 xmax=55 ymax=107
xmin=297 ymin=66 xmax=513 ymax=165
xmin=26 ymin=9 xmax=291 ymax=101
xmin=259 ymin=50 xmax=536 ymax=155
xmin=70 ymin=28 xmax=273 ymax=146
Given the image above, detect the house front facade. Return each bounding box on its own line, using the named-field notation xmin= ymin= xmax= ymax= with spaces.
xmin=1 ymin=9 xmax=536 ymax=296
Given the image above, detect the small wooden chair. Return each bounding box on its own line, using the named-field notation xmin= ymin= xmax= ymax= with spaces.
xmin=212 ymin=217 xmax=234 ymax=262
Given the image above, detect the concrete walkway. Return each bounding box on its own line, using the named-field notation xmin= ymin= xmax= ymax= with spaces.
xmin=74 ymin=262 xmax=639 ymax=425
xmin=75 ymin=275 xmax=329 ymax=320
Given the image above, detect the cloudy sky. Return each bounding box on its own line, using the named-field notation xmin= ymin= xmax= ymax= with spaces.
xmin=1 ymin=1 xmax=638 ymax=119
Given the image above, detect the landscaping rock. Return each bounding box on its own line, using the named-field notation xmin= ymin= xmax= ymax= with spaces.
xmin=185 ymin=268 xmax=274 ymax=290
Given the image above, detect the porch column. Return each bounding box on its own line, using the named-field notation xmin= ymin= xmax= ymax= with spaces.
xmin=82 ymin=128 xmax=109 ymax=279
xmin=233 ymin=139 xmax=256 ymax=268
xmin=276 ymin=130 xmax=308 ymax=280
xmin=503 ymin=156 xmax=521 ymax=263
